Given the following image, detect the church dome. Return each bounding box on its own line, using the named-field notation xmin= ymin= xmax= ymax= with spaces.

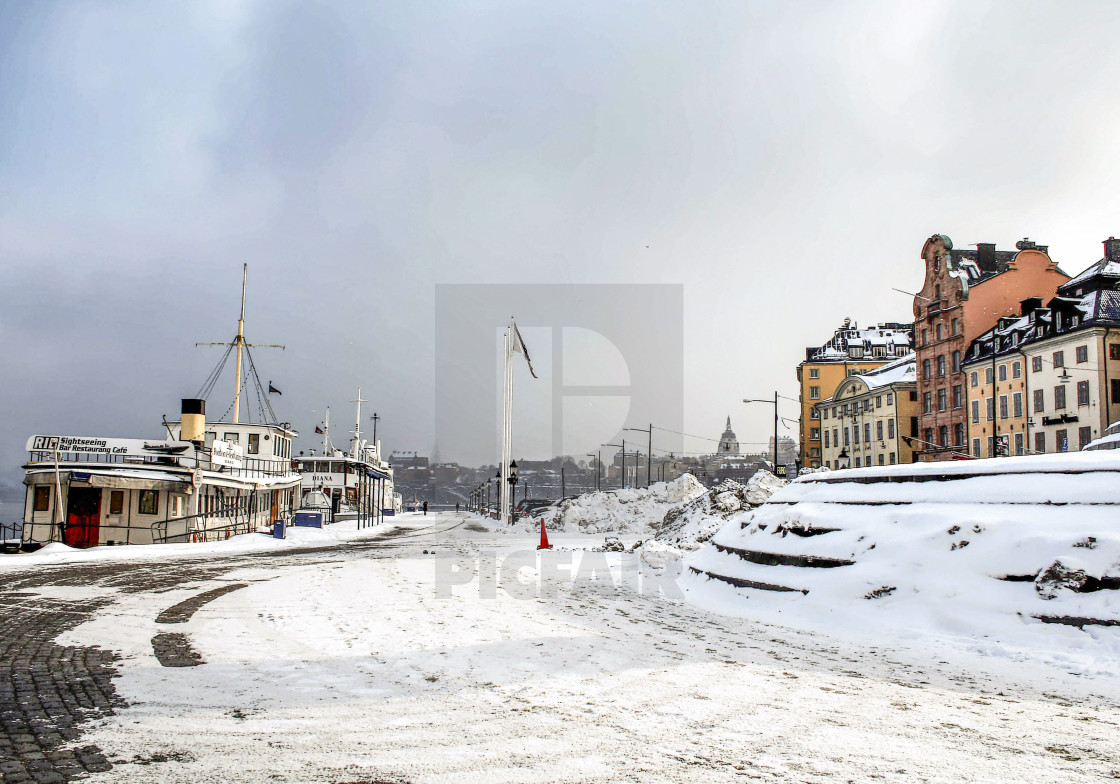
xmin=718 ymin=416 xmax=739 ymax=455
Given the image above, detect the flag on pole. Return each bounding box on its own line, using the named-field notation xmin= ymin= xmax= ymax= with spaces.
xmin=511 ymin=323 xmax=538 ymax=379
xmin=315 ymin=426 xmax=324 ymax=434
xmin=268 ymin=382 xmax=282 ymax=395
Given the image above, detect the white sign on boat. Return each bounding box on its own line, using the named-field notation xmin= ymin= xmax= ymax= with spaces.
xmin=26 ymin=435 xmax=194 ymax=458
xmin=210 ymin=439 xmax=245 ymax=468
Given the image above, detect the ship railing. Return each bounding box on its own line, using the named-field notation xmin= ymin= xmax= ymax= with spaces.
xmin=1 ymin=521 xmax=21 ymax=553
xmin=25 ymin=449 xmax=299 ymax=479
xmin=152 ymin=499 xmax=289 ymax=545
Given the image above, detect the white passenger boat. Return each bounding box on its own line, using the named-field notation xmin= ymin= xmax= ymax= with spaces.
xmin=293 ymin=391 xmax=397 ymax=526
xmin=19 ymin=265 xmax=302 ymax=548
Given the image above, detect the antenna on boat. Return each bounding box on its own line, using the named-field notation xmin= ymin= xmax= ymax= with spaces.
xmin=195 ymin=264 xmax=285 ymax=424
xmin=351 ymin=388 xmax=366 ymax=459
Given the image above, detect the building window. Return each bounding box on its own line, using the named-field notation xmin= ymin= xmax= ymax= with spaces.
xmin=248 ymin=433 xmax=260 ymax=455
xmin=138 ymin=490 xmax=159 ymax=516
xmin=1056 ymin=429 xmax=1069 ymax=452
xmin=809 ymin=386 xmax=820 ymax=400
xmin=1113 ymin=378 xmax=1120 ymax=404
xmin=109 ymin=491 xmax=124 ymax=515
xmin=876 ymin=421 xmax=883 ymax=441
xmin=812 ymin=409 xmax=821 ymax=420
xmin=951 ymin=318 xmax=959 ymax=336
xmin=1033 ymin=389 xmax=1044 ymax=413
xmin=1015 ymin=432 xmax=1024 ymax=456
xmin=937 ymin=355 xmax=946 ymax=377
xmin=1053 ymin=351 xmax=1064 ymax=368
xmin=1035 ymin=431 xmax=1045 ymax=455
xmin=877 ymin=454 xmax=884 ymax=466
xmin=999 ymin=395 xmax=1008 ymax=420
xmin=855 ymin=457 xmax=862 ymax=468
xmin=810 ymin=427 xmax=821 ymax=440
xmin=864 ymin=423 xmax=872 ymax=443
xmin=889 ymin=452 xmax=897 ymax=464
xmin=970 ymin=371 xmax=979 ymax=388
xmin=1079 ymin=426 xmax=1092 ymax=450
xmin=824 ymin=431 xmax=830 ymax=448
xmin=937 ymin=388 xmax=947 ymax=411
xmin=888 ymin=419 xmax=895 ymax=439
xmin=923 ymin=392 xmax=932 ymax=414
xmin=971 ymin=399 xmax=980 ymax=424
xmin=922 ymin=358 xmax=931 ymax=379
xmin=936 ymin=323 xmax=943 ymax=341
xmin=875 ymin=395 xmax=882 ymax=408
xmin=986 ymin=397 xmax=995 ymax=421
xmin=1054 ymin=385 xmax=1066 ymax=410
xmin=952 ymin=350 xmax=961 ymax=373
xmin=985 ymin=367 xmax=994 ymax=384
xmin=809 ymin=368 xmax=819 ymax=379
xmin=998 ymin=364 xmax=1007 ymax=382
xmin=924 ymin=428 xmax=934 ymax=446
xmin=1032 ymin=356 xmax=1043 ymax=373
xmin=954 ymin=423 xmax=965 ymax=446
xmin=987 ymin=436 xmax=995 ymax=458
xmin=1077 ymin=380 xmax=1090 ymax=406
xmin=833 ymin=428 xmax=839 ymax=446
xmin=972 ymin=438 xmax=981 ymax=457
xmin=952 ymin=384 xmax=963 ymax=409
xmin=922 ymin=329 xmax=928 ymax=346
xmin=887 ymin=393 xmax=894 ymax=405
xmin=1012 ymin=361 xmax=1021 ymax=379
xmin=1013 ymin=392 xmax=1023 ymax=418
xmin=1111 ymin=344 xmax=1120 ymax=361
xmin=844 ymin=428 xmax=850 ymax=446
xmin=939 ymin=425 xmax=948 ymax=446
xmin=1076 ymin=345 xmax=1088 ymax=364
xmin=33 ymin=486 xmax=51 ymax=512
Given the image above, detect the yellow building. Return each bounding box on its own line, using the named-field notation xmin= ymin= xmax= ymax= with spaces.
xmin=815 ymin=356 xmax=920 ymax=468
xmin=797 ymin=319 xmax=914 ymax=468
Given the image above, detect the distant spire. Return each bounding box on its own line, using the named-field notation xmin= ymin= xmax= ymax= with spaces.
xmin=726 ymin=415 xmax=731 ymax=429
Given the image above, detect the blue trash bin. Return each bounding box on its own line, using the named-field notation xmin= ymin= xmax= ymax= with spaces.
xmin=272 ymin=519 xmax=285 ymax=539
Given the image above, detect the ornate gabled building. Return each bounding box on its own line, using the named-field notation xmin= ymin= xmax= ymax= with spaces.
xmin=913 ymin=235 xmax=1070 ymax=461
xmin=796 ymin=320 xmax=913 ymax=469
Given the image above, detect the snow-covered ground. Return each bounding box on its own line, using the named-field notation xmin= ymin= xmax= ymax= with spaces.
xmin=10 ymin=511 xmax=1113 ymax=782
xmin=542 ymin=474 xmax=707 ymax=535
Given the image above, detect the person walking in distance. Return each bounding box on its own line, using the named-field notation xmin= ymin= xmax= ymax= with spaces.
xmin=422 ymin=500 xmax=428 ymax=516
xmin=455 ymin=502 xmax=460 ymax=514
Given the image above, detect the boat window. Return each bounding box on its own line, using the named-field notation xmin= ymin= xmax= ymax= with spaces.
xmin=138 ymin=490 xmax=159 ymax=515
xmin=34 ymin=486 xmax=51 ymax=512
xmin=205 ymin=432 xmax=216 ymax=448
xmin=109 ymin=491 xmax=124 ymax=515
xmin=248 ymin=433 xmax=260 ymax=455
xmin=223 ymin=432 xmax=239 ymax=443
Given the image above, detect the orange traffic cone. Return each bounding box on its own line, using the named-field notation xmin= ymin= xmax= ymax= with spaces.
xmin=537 ymin=518 xmax=553 ymax=550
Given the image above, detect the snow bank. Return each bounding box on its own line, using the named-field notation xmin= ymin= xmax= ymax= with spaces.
xmin=543 ymin=474 xmax=706 ymax=535
xmin=656 ymin=471 xmax=787 ymax=549
xmin=684 ymin=453 xmax=1120 ymax=665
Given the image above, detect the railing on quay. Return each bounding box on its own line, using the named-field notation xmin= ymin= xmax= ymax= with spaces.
xmin=151 ymin=497 xmax=288 ymax=544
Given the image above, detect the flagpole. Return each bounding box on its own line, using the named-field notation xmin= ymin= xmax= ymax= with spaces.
xmin=500 ymin=324 xmax=512 ymax=522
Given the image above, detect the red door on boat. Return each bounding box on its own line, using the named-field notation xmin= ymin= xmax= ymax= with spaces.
xmin=64 ymin=487 xmax=102 ymax=548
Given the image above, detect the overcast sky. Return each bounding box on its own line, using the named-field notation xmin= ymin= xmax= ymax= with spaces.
xmin=3 ymin=0 xmax=1120 ymax=514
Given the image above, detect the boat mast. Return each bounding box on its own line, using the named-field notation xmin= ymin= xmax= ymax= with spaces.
xmin=352 ymin=388 xmax=366 ymax=459
xmin=233 ymin=263 xmax=247 ymax=424
xmin=323 ymin=407 xmax=331 ymax=455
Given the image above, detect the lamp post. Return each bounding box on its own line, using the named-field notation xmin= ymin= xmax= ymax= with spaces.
xmin=586 ymin=452 xmax=601 ymax=491
xmin=837 ymin=448 xmax=850 ymax=470
xmin=370 ymin=413 xmax=380 ymax=457
xmin=604 ymin=441 xmax=627 ymax=488
xmin=744 ymin=392 xmax=780 ymax=475
xmin=506 ymin=460 xmax=518 ymax=524
xmin=624 ymin=424 xmax=653 ymax=487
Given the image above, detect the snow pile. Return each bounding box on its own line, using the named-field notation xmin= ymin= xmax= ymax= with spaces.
xmin=685 ymin=452 xmax=1120 ymax=660
xmin=543 ymin=474 xmax=706 ymax=535
xmin=656 ymin=471 xmax=787 ymax=549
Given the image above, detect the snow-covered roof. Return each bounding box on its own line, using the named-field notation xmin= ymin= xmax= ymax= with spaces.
xmin=851 ymin=353 xmax=916 ymax=390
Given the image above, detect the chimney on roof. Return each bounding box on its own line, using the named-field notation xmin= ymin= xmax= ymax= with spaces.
xmin=1016 ymin=238 xmax=1037 ymax=251
xmin=1104 ymin=237 xmax=1120 ymax=262
xmin=1020 ymin=297 xmax=1043 ymax=315
xmin=977 ymin=242 xmax=996 ymax=270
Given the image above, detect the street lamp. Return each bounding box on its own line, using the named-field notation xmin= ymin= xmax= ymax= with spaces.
xmin=837 ymin=448 xmax=850 ymax=470
xmin=604 ymin=441 xmax=628 ymax=488
xmin=586 ymin=452 xmax=601 ymax=491
xmin=624 ymin=424 xmax=653 ymax=488
xmin=506 ymin=460 xmax=518 ymax=524
xmin=744 ymin=392 xmax=780 ymax=474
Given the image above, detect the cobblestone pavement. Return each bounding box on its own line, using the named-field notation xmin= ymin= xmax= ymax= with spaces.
xmin=0 ymin=534 xmax=419 ymax=783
